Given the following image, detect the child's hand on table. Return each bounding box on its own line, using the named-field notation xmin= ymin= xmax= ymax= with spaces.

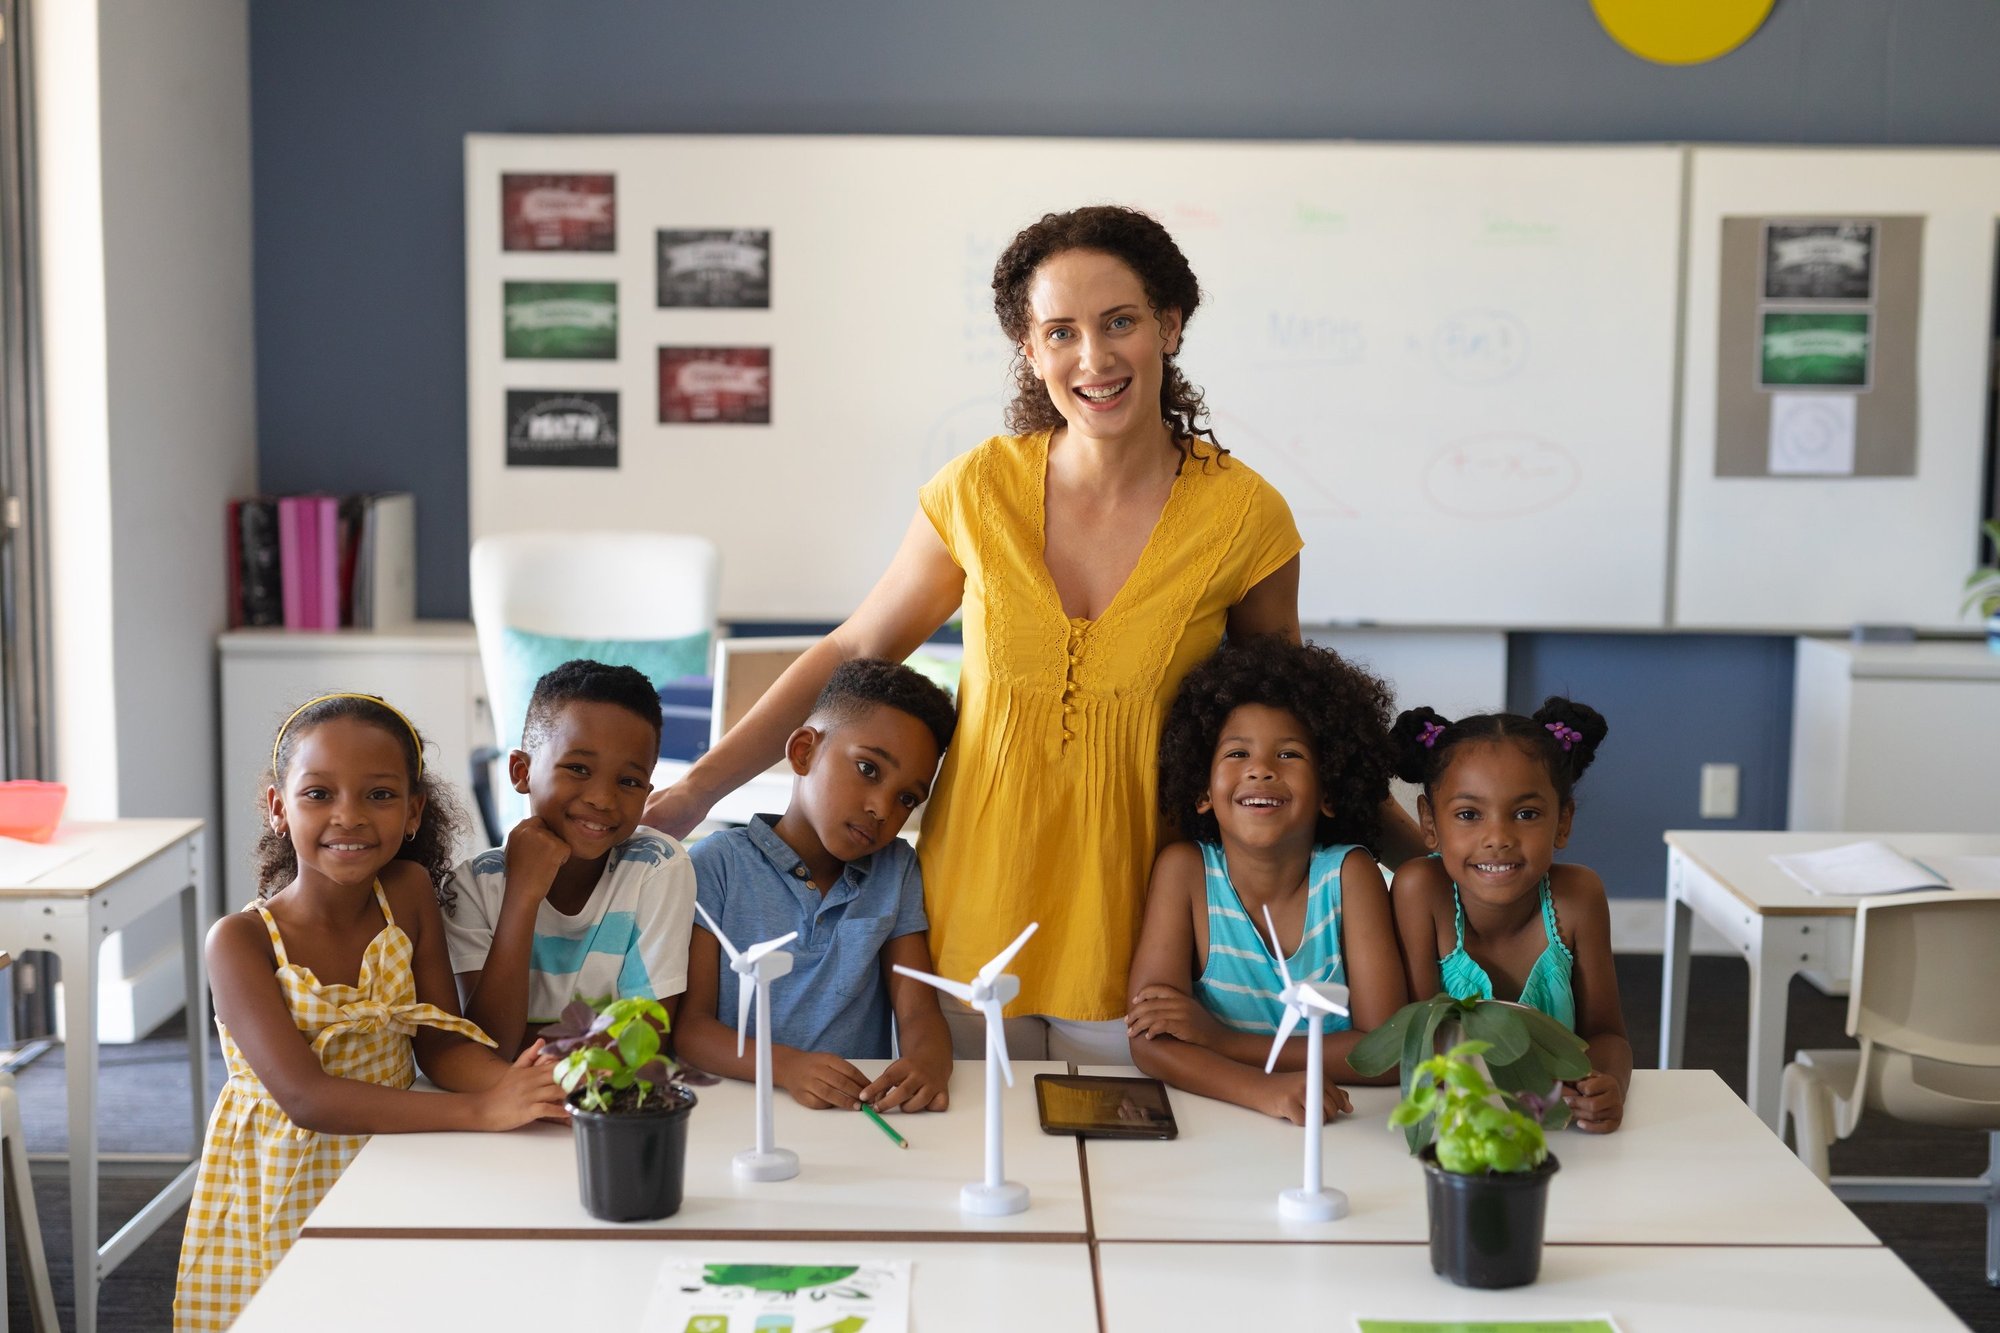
xmin=862 ymin=1055 xmax=950 ymax=1113
xmin=481 ymin=1041 xmax=572 ymax=1129
xmin=1261 ymin=1069 xmax=1352 ymax=1126
xmin=777 ymin=1050 xmax=871 ymax=1110
xmin=1563 ymin=1071 xmax=1624 ymax=1133
xmin=1125 ymin=983 xmax=1230 ymax=1049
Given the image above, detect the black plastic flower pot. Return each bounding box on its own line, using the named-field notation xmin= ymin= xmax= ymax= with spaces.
xmin=570 ymin=1088 xmax=696 ymax=1222
xmin=1420 ymin=1145 xmax=1560 ymax=1289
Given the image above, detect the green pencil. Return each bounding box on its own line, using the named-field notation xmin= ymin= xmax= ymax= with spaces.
xmin=860 ymin=1101 xmax=910 ymax=1149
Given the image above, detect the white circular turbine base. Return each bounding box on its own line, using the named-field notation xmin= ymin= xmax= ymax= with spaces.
xmin=960 ymin=1180 xmax=1030 ymax=1216
xmin=734 ymin=1147 xmax=800 ymax=1181
xmin=1278 ymin=1186 xmax=1349 ymax=1222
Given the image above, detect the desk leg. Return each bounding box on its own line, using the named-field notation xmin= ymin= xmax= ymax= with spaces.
xmin=181 ymin=840 xmax=211 ymax=1150
xmin=57 ymin=921 xmax=100 ymax=1333
xmin=1659 ymin=889 xmax=1692 ymax=1070
xmin=1744 ymin=919 xmax=1791 ymax=1132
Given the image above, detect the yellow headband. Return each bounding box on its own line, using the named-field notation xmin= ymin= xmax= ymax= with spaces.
xmin=272 ymin=693 xmax=426 ymax=779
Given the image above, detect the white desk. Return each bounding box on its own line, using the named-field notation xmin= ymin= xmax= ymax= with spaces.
xmin=1078 ymin=1067 xmax=1876 ymax=1247
xmin=1659 ymin=830 xmax=2000 ymax=1129
xmin=304 ymin=1060 xmax=1086 ymax=1239
xmin=1097 ymin=1242 xmax=1956 ymax=1331
xmin=238 ymin=1237 xmax=1099 ymax=1331
xmin=0 ymin=819 xmax=208 ymax=1333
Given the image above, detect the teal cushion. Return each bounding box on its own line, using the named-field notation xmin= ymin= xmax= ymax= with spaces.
xmin=497 ymin=625 xmax=711 ymax=750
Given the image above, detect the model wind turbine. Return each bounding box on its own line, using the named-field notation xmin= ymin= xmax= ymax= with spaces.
xmin=696 ymin=901 xmax=800 ymax=1181
xmin=892 ymin=921 xmax=1039 ymax=1215
xmin=1261 ymin=904 xmax=1352 ymax=1222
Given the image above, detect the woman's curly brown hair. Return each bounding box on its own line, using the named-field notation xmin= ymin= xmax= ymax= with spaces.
xmin=253 ymin=694 xmax=467 ymax=912
xmin=992 ymin=204 xmax=1227 ymax=472
xmin=1158 ymin=636 xmax=1395 ymax=852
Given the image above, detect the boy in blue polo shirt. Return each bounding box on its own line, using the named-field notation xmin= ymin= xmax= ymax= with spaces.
xmin=680 ymin=658 xmax=955 ymax=1112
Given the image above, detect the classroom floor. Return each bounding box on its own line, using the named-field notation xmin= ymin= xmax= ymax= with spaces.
xmin=4 ymin=953 xmax=1996 ymax=1332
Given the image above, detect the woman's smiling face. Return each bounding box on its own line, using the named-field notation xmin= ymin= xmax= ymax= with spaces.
xmin=1019 ymin=248 xmax=1180 ymax=447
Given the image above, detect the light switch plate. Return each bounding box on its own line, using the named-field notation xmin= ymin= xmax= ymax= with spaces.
xmin=1699 ymin=762 xmax=1740 ymax=820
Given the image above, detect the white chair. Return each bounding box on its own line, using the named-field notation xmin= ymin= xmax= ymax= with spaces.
xmin=1779 ymin=890 xmax=2000 ymax=1287
xmin=469 ymin=532 xmax=720 ymax=832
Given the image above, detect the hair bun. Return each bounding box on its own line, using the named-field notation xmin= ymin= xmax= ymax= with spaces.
xmin=1389 ymin=706 xmax=1452 ymax=784
xmin=1531 ymin=696 xmax=1609 ymax=782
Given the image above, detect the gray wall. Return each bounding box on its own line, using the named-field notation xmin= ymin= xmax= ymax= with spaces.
xmin=246 ymin=0 xmax=2000 ymax=897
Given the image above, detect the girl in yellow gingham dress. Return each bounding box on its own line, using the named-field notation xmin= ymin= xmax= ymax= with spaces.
xmin=175 ymin=694 xmax=571 ymax=1331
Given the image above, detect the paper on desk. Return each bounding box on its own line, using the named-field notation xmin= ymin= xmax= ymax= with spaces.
xmin=1360 ymin=1312 xmax=1624 ymax=1320
xmin=1769 ymin=841 xmax=1948 ymax=896
xmin=642 ymin=1259 xmax=910 ymax=1333
xmin=0 ymin=834 xmax=87 ymax=885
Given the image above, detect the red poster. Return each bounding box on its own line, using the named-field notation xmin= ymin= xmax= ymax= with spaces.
xmin=501 ymin=173 xmax=615 ymax=252
xmin=659 ymin=347 xmax=772 ymax=424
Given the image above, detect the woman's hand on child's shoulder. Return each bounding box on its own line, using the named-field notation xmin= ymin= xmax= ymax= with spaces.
xmin=1259 ymin=1069 xmax=1353 ymax=1126
xmin=1125 ymin=983 xmax=1228 ymax=1050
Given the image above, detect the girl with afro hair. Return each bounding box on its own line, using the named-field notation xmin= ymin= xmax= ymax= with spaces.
xmin=1125 ymin=636 xmax=1409 ymax=1124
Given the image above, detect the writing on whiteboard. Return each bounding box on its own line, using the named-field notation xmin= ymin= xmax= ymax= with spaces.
xmin=1429 ymin=311 xmax=1530 ymax=384
xmin=1423 ymin=434 xmax=1580 ymax=518
xmin=1293 ymin=202 xmax=1350 ymax=233
xmin=1480 ymin=211 xmax=1561 ymax=245
xmin=1266 ymin=313 xmax=1367 ymax=365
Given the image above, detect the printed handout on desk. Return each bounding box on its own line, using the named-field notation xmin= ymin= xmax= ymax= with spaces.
xmin=1769 ymin=841 xmax=1960 ymax=896
xmin=641 ymin=1260 xmax=910 ymax=1333
xmin=1355 ymin=1318 xmax=1622 ymax=1333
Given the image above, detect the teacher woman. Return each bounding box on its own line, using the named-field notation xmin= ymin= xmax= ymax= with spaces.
xmin=646 ymin=205 xmax=1419 ymax=1063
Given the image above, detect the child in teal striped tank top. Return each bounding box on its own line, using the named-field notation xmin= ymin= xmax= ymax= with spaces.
xmin=1126 ymin=638 xmax=1410 ymax=1125
xmin=1387 ymin=698 xmax=1632 ymax=1133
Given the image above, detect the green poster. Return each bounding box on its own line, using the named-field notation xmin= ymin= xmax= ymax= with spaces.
xmin=1355 ymin=1321 xmax=1619 ymax=1333
xmin=1759 ymin=311 xmax=1870 ymax=388
xmin=504 ymin=281 xmax=618 ymax=359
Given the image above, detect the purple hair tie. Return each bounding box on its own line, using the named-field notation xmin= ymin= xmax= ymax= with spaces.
xmin=1545 ymin=721 xmax=1583 ymax=751
xmin=1417 ymin=721 xmax=1446 ymax=749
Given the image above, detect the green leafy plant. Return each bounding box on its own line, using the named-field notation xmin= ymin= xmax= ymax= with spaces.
xmin=1964 ymin=519 xmax=2000 ymax=620
xmin=538 ymin=996 xmax=716 ymax=1114
xmin=1391 ymin=1040 xmax=1556 ymax=1175
xmin=1350 ymin=993 xmax=1590 ymax=1152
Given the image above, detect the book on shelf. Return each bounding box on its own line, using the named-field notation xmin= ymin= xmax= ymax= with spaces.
xmin=228 ymin=491 xmax=416 ymax=631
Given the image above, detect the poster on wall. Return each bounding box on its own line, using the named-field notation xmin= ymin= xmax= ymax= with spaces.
xmin=659 ymin=347 xmax=772 ymax=424
xmin=1757 ymin=311 xmax=1872 ymax=389
xmin=1762 ymin=221 xmax=1875 ymax=300
xmin=502 ymin=173 xmax=616 ymax=251
xmin=503 ymin=282 xmax=618 ymax=359
xmin=506 ymin=390 xmax=620 ymax=467
xmin=657 ymin=228 xmax=772 ymax=307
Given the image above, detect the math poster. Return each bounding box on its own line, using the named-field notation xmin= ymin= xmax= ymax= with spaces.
xmin=641 ymin=1260 xmax=910 ymax=1333
xmin=505 ymin=390 xmax=620 ymax=468
xmin=658 ymin=228 xmax=772 ymax=308
xmin=501 ymin=173 xmax=616 ymax=252
xmin=660 ymin=347 xmax=773 ymax=424
xmin=503 ymin=282 xmax=618 ymax=360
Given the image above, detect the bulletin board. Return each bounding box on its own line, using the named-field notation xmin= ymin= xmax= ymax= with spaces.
xmin=465 ymin=135 xmax=1686 ymax=628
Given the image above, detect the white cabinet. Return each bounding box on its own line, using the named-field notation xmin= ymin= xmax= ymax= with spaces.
xmin=218 ymin=624 xmax=493 ymax=911
xmin=1789 ymin=638 xmax=2000 ymax=832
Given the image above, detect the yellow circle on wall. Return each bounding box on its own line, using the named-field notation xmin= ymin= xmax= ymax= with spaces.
xmin=1591 ymin=0 xmax=1776 ymax=66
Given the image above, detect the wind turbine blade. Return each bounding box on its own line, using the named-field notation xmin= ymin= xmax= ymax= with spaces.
xmin=891 ymin=964 xmax=977 ymax=1005
xmin=741 ymin=931 xmax=800 ymax=965
xmin=736 ymin=976 xmax=753 ymax=1059
xmin=1302 ymin=982 xmax=1351 ymax=1018
xmin=977 ymin=922 xmax=1040 ymax=985
xmin=1264 ymin=1002 xmax=1304 ymax=1073
xmin=982 ymin=998 xmax=1014 ymax=1087
xmin=1261 ymin=905 xmax=1294 ymax=991
xmin=694 ymin=900 xmax=741 ymax=964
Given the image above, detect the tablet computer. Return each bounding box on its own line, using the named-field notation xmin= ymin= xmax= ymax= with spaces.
xmin=1033 ymin=1073 xmax=1178 ymax=1140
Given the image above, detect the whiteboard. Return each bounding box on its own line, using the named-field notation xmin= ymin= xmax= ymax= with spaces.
xmin=467 ymin=136 xmax=1683 ymax=626
xmin=1675 ymin=147 xmax=2000 ymax=631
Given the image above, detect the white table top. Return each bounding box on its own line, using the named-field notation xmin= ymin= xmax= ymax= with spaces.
xmin=1663 ymin=829 xmax=2000 ymax=917
xmin=1096 ymin=1241 xmax=1956 ymax=1331
xmin=1078 ymin=1067 xmax=1877 ymax=1247
xmin=0 ymin=819 xmax=201 ymax=895
xmin=239 ymin=1237 xmax=1099 ymax=1332
xmin=304 ymin=1060 xmax=1086 ymax=1239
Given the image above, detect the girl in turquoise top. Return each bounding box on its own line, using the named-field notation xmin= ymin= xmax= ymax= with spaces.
xmin=1126 ymin=638 xmax=1409 ymax=1124
xmin=1388 ymin=698 xmax=1632 ymax=1133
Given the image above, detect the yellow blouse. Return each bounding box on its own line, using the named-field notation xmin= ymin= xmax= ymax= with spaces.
xmin=917 ymin=431 xmax=1303 ymax=1020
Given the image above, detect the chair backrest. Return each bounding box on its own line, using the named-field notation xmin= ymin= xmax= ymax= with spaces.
xmin=1849 ymin=890 xmax=2000 ymax=1068
xmin=470 ymin=532 xmax=720 ymax=822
